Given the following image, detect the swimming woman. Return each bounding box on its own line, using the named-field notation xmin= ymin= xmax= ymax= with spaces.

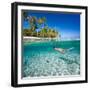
xmin=54 ymin=47 xmax=74 ymax=54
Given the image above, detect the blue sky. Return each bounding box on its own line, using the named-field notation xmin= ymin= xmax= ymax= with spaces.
xmin=23 ymin=10 xmax=80 ymax=40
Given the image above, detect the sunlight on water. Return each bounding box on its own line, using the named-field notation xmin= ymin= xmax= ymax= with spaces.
xmin=22 ymin=40 xmax=80 ymax=78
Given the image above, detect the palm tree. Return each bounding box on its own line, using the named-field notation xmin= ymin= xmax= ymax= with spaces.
xmin=47 ymin=29 xmax=51 ymax=38
xmin=38 ymin=17 xmax=46 ymax=25
xmin=29 ymin=16 xmax=38 ymax=36
xmin=22 ymin=11 xmax=29 ymax=21
xmin=23 ymin=29 xmax=31 ymax=36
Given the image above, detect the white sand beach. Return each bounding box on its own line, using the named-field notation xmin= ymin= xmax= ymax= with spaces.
xmin=23 ymin=36 xmax=59 ymax=42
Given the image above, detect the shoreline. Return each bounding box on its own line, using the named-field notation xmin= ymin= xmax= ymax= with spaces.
xmin=23 ymin=36 xmax=59 ymax=43
xmin=23 ymin=36 xmax=58 ymax=40
xmin=23 ymin=36 xmax=80 ymax=42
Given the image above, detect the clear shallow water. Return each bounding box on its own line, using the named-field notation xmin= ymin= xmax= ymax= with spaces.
xmin=22 ymin=40 xmax=80 ymax=78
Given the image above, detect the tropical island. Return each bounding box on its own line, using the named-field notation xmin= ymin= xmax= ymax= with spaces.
xmin=22 ymin=11 xmax=60 ymax=42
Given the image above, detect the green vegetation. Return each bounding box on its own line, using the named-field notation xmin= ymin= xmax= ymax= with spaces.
xmin=23 ymin=11 xmax=59 ymax=38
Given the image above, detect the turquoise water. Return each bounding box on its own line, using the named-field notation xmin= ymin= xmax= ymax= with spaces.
xmin=22 ymin=40 xmax=80 ymax=78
